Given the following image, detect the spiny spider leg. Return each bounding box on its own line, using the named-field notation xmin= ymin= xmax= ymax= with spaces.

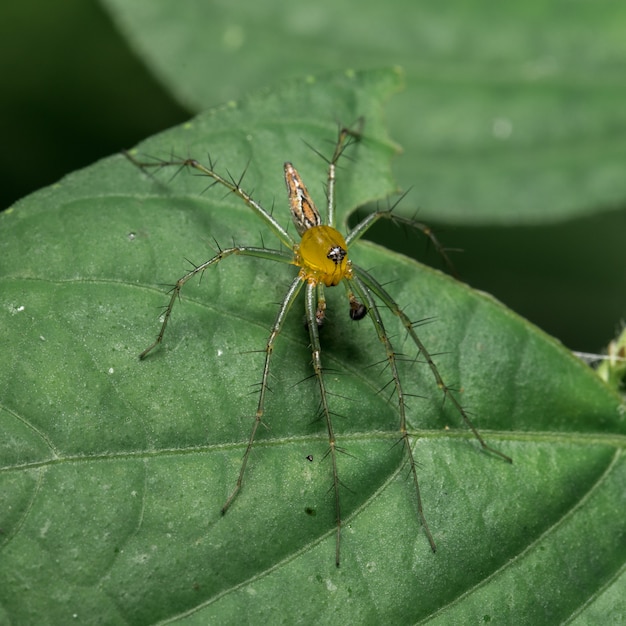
xmin=346 ymin=203 xmax=458 ymax=278
xmin=139 ymin=246 xmax=293 ymax=360
xmin=305 ymin=280 xmax=343 ymax=566
xmin=125 ymin=150 xmax=296 ymax=249
xmin=324 ymin=122 xmax=363 ymax=228
xmin=314 ymin=283 xmax=328 ymax=327
xmin=346 ymin=275 xmax=437 ymax=552
xmin=354 ymin=265 xmax=513 ymax=464
xmin=221 ymin=275 xmax=305 ymax=513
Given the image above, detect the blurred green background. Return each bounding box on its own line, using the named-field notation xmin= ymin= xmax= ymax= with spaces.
xmin=1 ymin=0 xmax=624 ymax=354
xmin=0 ymin=1 xmax=187 ymax=210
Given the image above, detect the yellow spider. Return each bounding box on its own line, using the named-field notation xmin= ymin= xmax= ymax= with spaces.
xmin=130 ymin=125 xmax=510 ymax=566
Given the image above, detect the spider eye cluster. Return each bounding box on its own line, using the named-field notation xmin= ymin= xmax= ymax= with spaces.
xmin=297 ymin=225 xmax=350 ymax=287
xmin=327 ymin=245 xmax=347 ymax=265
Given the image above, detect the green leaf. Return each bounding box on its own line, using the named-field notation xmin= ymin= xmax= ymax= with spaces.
xmin=1 ymin=69 xmax=624 ymax=624
xmin=101 ymin=0 xmax=626 ymax=224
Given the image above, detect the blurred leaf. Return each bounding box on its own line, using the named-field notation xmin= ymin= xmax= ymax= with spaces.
xmin=1 ymin=69 xmax=625 ymax=624
xmin=102 ymin=0 xmax=626 ymax=224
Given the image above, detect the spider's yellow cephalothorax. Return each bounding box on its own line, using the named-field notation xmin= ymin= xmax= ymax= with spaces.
xmin=296 ymin=225 xmax=350 ymax=287
xmin=131 ymin=123 xmax=511 ymax=567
